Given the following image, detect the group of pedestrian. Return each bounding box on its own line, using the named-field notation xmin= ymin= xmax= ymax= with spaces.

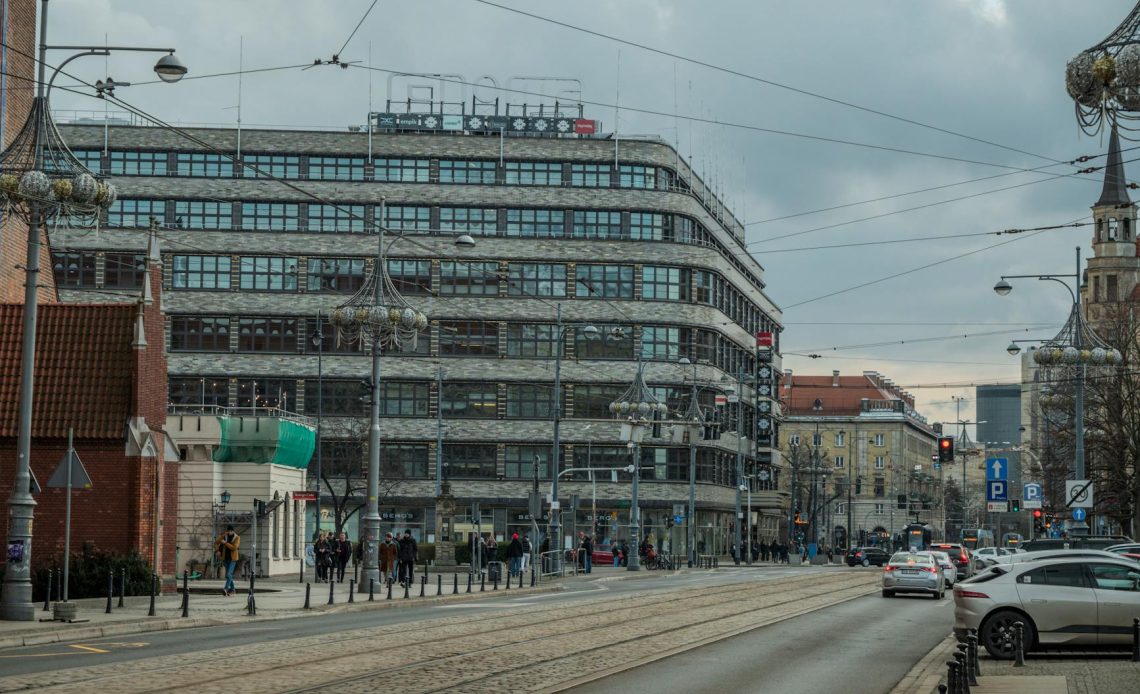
xmin=754 ymin=540 xmax=794 ymax=563
xmin=313 ymin=531 xmax=353 ymax=583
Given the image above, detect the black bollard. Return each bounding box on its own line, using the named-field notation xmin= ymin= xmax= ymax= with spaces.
xmin=531 ymin=565 xmax=536 ymax=587
xmin=181 ymin=571 xmax=189 ymax=618
xmin=304 ymin=582 xmax=311 ymax=609
xmin=1133 ymin=617 xmax=1140 ymax=663
xmin=967 ymin=630 xmax=982 ymax=677
xmin=119 ymin=568 xmax=126 ymax=608
xmin=419 ymin=575 xmax=426 ymax=597
xmin=453 ymin=573 xmax=458 ymax=595
xmin=328 ymin=577 xmax=335 ymax=605
xmin=505 ymin=570 xmax=510 ymax=590
xmin=437 ymin=574 xmax=442 ymax=596
xmin=247 ymin=568 xmax=257 ymax=616
xmin=43 ymin=569 xmax=52 ymax=612
xmin=387 ymin=579 xmax=393 ymax=600
xmin=348 ymin=578 xmax=355 ymax=603
xmin=369 ymin=578 xmax=375 ymax=602
xmin=946 ymin=661 xmax=959 ymax=694
xmin=1013 ymin=621 xmax=1025 ymax=668
xmin=519 ymin=571 xmax=524 ymax=589
xmin=403 ymin=581 xmax=410 ymax=599
xmin=106 ymin=570 xmax=114 ymax=614
xmin=467 ymin=572 xmax=472 ymax=593
xmin=957 ymin=644 xmax=975 ymax=687
xmin=481 ymin=573 xmax=486 ymax=592
xmin=954 ymin=652 xmax=970 ymax=694
xmin=148 ymin=573 xmax=157 ymax=617
xmin=299 ymin=558 xmax=304 ymax=584
xmin=493 ymin=573 xmax=498 ymax=590
xmin=938 ymin=686 xmax=947 ymax=694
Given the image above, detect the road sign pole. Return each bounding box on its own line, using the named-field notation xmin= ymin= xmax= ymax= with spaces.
xmin=62 ymin=429 xmax=73 ymax=603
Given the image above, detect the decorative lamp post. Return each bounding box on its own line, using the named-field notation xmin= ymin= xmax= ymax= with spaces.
xmin=995 ymin=248 xmax=1121 ymax=535
xmin=1065 ymin=4 xmax=1140 ymax=137
xmin=0 ymin=1 xmax=187 ymax=621
xmin=609 ymin=362 xmax=669 ymax=571
xmin=677 ymin=357 xmax=703 ymax=567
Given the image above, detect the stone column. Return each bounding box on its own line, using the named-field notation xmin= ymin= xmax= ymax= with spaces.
xmin=435 ymin=483 xmax=456 ymax=567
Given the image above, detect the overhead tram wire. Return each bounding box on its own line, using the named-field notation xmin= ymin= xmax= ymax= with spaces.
xmin=335 ymin=0 xmax=380 ymax=59
xmin=780 ymin=353 xmax=1015 ymax=367
xmin=787 ymin=326 xmax=1057 ymax=354
xmin=469 ymin=0 xmax=1062 ymax=165
xmin=755 ymin=222 xmax=1087 ymax=254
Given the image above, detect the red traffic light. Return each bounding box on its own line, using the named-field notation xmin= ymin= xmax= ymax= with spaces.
xmin=939 ymin=439 xmax=951 ymax=449
xmin=1033 ymin=509 xmax=1042 ymax=518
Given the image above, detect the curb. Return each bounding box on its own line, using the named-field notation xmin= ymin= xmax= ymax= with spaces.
xmin=889 ymin=633 xmax=957 ymax=694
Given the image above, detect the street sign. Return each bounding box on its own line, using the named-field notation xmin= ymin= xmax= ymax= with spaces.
xmin=986 ymin=480 xmax=1008 ymax=502
xmin=1072 ymin=508 xmax=1088 ymax=522
xmin=985 ymin=458 xmax=1008 ymax=481
xmin=1065 ymin=480 xmax=1094 ymax=508
xmin=293 ymin=491 xmax=317 ymax=502
xmin=755 ymin=331 xmax=774 ymax=348
xmin=48 ymin=450 xmax=92 ymax=489
xmin=1023 ymin=483 xmax=1043 ymax=509
xmin=987 ymin=501 xmax=1009 ymax=512
xmin=674 ymin=515 xmax=684 ymax=525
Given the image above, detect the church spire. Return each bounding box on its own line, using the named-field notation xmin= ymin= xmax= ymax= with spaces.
xmin=1095 ymin=124 xmax=1131 ymax=208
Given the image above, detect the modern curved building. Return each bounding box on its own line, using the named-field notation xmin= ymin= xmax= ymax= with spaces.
xmin=54 ymin=114 xmax=784 ymax=558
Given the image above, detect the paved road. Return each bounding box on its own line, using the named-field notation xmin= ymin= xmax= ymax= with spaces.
xmin=570 ymin=591 xmax=954 ymax=694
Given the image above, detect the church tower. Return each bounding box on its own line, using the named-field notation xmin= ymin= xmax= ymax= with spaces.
xmin=1086 ymin=125 xmax=1140 ymax=321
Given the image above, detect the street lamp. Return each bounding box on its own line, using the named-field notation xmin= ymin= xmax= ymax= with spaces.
xmin=609 ymin=362 xmax=669 ymax=571
xmin=327 ymin=199 xmax=470 ymax=588
xmin=0 ymin=1 xmax=187 ymax=620
xmin=677 ymin=357 xmax=704 ymax=568
xmin=311 ymin=314 xmax=325 ymax=540
xmin=993 ymin=247 xmax=1121 ymax=535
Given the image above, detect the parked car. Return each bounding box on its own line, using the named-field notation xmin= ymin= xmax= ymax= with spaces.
xmin=954 ymin=557 xmax=1140 ymax=658
xmin=846 ymin=546 xmax=890 ymax=567
xmin=1106 ymin=543 xmax=1140 ymax=555
xmin=927 ymin=543 xmax=974 ymax=578
xmin=594 ymin=543 xmax=622 ymax=566
xmin=883 ymin=552 xmax=944 ymax=599
xmin=972 ymin=547 xmax=1014 ymax=566
xmin=987 ymin=548 xmax=1137 ymax=567
xmin=931 ymin=550 xmax=958 ymax=587
xmin=1019 ymin=536 xmax=1131 ymax=553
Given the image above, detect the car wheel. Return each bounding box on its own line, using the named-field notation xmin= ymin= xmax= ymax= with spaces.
xmin=981 ymin=610 xmax=1035 ymax=659
xmin=862 ymin=558 xmax=870 ymax=567
xmin=882 ymin=590 xmax=893 ymax=598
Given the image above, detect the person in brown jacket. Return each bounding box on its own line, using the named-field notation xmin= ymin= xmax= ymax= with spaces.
xmin=214 ymin=525 xmax=241 ymax=596
xmin=378 ymin=532 xmax=399 ymax=584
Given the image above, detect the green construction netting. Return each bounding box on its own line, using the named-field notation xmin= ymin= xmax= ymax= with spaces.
xmin=212 ymin=416 xmax=315 ymax=469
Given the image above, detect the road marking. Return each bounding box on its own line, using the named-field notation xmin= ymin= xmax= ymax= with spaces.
xmin=69 ymin=644 xmax=110 ymax=654
xmin=0 ymin=641 xmax=147 ymax=659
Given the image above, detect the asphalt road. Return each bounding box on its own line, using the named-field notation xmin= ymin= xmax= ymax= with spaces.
xmin=570 ymin=590 xmax=954 ymax=694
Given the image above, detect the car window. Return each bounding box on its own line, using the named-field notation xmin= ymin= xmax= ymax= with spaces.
xmin=1089 ymin=563 xmax=1140 ymax=592
xmin=1018 ymin=564 xmax=1090 ymax=588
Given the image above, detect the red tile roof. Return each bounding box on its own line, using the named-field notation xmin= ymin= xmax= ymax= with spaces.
xmin=0 ymin=303 xmax=136 ymax=438
xmin=781 ymin=373 xmax=901 ymax=416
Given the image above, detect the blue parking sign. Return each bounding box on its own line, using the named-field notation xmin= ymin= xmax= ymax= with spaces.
xmin=986 ymin=480 xmax=1008 ymax=501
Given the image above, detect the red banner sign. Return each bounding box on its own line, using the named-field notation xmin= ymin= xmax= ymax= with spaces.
xmin=755 ymin=331 xmax=773 ymax=348
xmin=574 ymin=119 xmax=597 ymax=134
xmin=293 ymin=491 xmax=317 ymax=502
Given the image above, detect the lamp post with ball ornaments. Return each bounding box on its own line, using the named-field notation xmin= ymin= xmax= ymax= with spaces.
xmin=1 ymin=0 xmax=187 ymax=620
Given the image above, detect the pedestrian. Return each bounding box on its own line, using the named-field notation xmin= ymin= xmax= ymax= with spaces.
xmin=507 ymin=533 xmax=524 ymax=577
xmin=579 ymin=532 xmax=593 ymax=574
xmin=397 ymin=529 xmax=418 ymax=586
xmin=612 ymin=542 xmax=621 ymax=568
xmin=214 ymin=524 xmax=240 ymax=597
xmin=540 ymin=536 xmax=550 ymax=573
xmin=470 ymin=532 xmax=487 ymax=575
xmin=314 ymin=531 xmax=329 ymax=582
xmin=759 ymin=540 xmax=768 ymax=562
xmin=485 ymin=533 xmax=498 ymax=562
xmin=335 ymin=531 xmax=352 ymax=583
xmin=379 ymin=532 xmax=399 ymax=584
xmin=621 ymin=540 xmax=630 ymax=567
xmin=521 ymin=534 xmax=532 ymax=574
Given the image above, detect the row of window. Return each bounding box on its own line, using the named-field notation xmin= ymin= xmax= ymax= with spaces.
xmin=71 ymin=149 xmax=667 ymax=188
xmin=788 ymin=432 xmax=888 ymax=448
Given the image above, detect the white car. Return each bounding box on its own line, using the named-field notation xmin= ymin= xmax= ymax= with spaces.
xmin=883 ymin=552 xmax=944 ymax=599
xmin=972 ymin=546 xmax=1014 ymax=568
xmin=986 ymin=548 xmax=1135 ymax=567
xmin=931 ymin=550 xmax=958 ymax=586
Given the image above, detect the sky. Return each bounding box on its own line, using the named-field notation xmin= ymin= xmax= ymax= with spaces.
xmin=35 ymin=0 xmax=1140 ymax=432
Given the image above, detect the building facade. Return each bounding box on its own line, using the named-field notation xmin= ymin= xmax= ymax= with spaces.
xmin=52 ymin=114 xmax=784 ymax=557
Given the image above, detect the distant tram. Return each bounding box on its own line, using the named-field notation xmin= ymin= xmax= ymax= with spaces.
xmin=904 ymin=523 xmax=934 ymax=551
xmin=961 ymin=528 xmax=994 ymax=551
xmin=1001 ymin=532 xmax=1023 ymax=549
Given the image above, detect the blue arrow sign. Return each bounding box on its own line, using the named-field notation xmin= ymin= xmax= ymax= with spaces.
xmin=985 ymin=458 xmax=1008 ymax=481
xmin=1073 ymin=508 xmax=1087 ymax=522
xmin=986 ymin=480 xmax=1008 ymax=502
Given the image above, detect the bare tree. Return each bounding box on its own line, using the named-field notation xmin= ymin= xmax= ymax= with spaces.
xmin=312 ymin=417 xmax=409 ymax=536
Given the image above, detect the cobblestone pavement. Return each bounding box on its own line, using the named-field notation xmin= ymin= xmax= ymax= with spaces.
xmin=0 ymin=572 xmax=879 ymax=693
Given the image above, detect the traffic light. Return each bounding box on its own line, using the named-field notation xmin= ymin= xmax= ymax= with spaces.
xmin=937 ymin=436 xmax=954 ymax=463
xmin=1033 ymin=509 xmax=1043 ymax=533
xmin=1033 ymin=509 xmax=1042 ymax=519
xmin=1010 ymin=499 xmax=1020 ymax=512
xmin=359 ymin=377 xmax=374 ymax=405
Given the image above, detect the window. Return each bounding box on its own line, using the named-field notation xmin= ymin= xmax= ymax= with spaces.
xmin=237 ymin=317 xmax=298 ymax=353
xmin=373 ymin=158 xmax=429 ymax=182
xmin=789 ymin=435 xmax=801 ymax=446
xmin=812 ymin=433 xmax=822 ymax=446
xmin=694 ymin=270 xmax=717 ymax=306
xmin=303 ymin=380 xmax=365 ymax=416
xmin=572 ymin=210 xmax=623 ymax=239
xmin=387 ymin=259 xmax=431 ymax=295
xmin=383 ymin=205 xmax=430 ymax=232
xmin=51 ymin=251 xmax=97 ymax=288
xmin=236 ymin=378 xmax=297 ymax=409
xmin=642 ymin=266 xmax=690 ymax=301
xmin=242 ymin=154 xmax=300 ymax=179
xmin=307 ymin=258 xmax=365 ymax=294
xmin=874 ymin=503 xmax=885 ymax=514
xmin=874 ymin=433 xmax=885 ymax=446
xmin=443 ymin=443 xmax=497 ymax=479
xmin=506 ymin=209 xmax=564 ymax=238
xmin=176 ymin=152 xmax=233 ymax=177
xmin=833 ymin=455 xmax=845 ymax=469
xmin=874 ymin=478 xmax=885 ymax=497
xmin=109 ymin=150 xmax=167 ymax=176
xmin=441 ymin=383 xmax=498 ymax=418
xmin=173 ymin=200 xmax=230 ymax=230
xmin=108 ymin=199 xmax=165 ymax=228
xmin=103 ymin=252 xmax=146 ymax=289
xmin=1089 ymin=563 xmax=1140 ymax=591
xmin=629 ymin=212 xmax=664 ymax=240
xmin=439 ymin=207 xmax=497 ymax=234
xmin=171 ymin=316 xmax=230 ymax=351
xmin=575 ymin=324 xmax=633 ymax=359
xmin=438 ymin=159 xmax=496 ymax=185
xmin=506 ymin=324 xmax=558 ymax=357
xmin=641 ymin=326 xmax=687 ymax=361
xmin=308 ymin=204 xmax=365 ymax=233
xmin=835 ymin=503 xmax=845 ymax=515
xmin=1107 ymin=274 xmax=1118 ymax=302
xmin=169 ymin=377 xmax=227 ymax=407
xmin=575 ymin=264 xmax=634 ymax=298
xmin=239 ymin=256 xmax=298 ymax=292
xmin=71 ymin=149 xmax=102 ymax=174
xmin=507 ymin=263 xmax=566 ymax=297
xmin=504 ymin=446 xmax=551 ymax=479
xmin=172 ymin=255 xmax=230 ymax=289
xmin=309 ymin=156 xmax=365 ymax=181
xmin=378 ymin=381 xmax=430 ymax=416
xmin=315 ymin=440 xmax=364 ymax=479
xmin=618 ymin=164 xmax=656 ymax=189
xmin=382 ymin=444 xmax=429 ymax=478
xmin=875 ymin=456 xmax=885 ymax=469
xmin=440 ymin=261 xmax=499 ymax=296
xmin=241 ymin=202 xmax=300 ymax=232
xmin=439 ymin=320 xmax=498 ymax=356
xmin=1018 ymin=565 xmax=1090 ymax=589
xmin=505 ymin=161 xmax=561 ymax=185
xmin=570 ymin=163 xmax=611 ymax=187
xmin=304 ymin=317 xmax=363 ymax=355
xmin=835 ymin=432 xmax=846 ymax=446
xmin=505 ymin=384 xmax=553 ymax=418
xmin=572 ymin=384 xmax=624 ymax=418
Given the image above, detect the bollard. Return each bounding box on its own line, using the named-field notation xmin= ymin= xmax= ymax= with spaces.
xmin=181 ymin=570 xmax=190 ymax=618
xmin=1013 ymin=621 xmax=1025 ymax=668
xmin=119 ymin=568 xmax=126 ymax=608
xmin=304 ymin=582 xmax=311 ymax=609
xmin=106 ymin=570 xmax=114 ymax=614
xmin=387 ymin=579 xmax=393 ymax=600
xmin=954 ymin=651 xmax=970 ymax=694
xmin=437 ymin=574 xmax=442 ymax=596
xmin=964 ymin=639 xmax=978 ymax=686
xmin=299 ymin=558 xmax=304 ymax=584
xmin=348 ymin=578 xmax=355 ymax=603
xmin=967 ymin=631 xmax=982 ymax=677
xmin=958 ymin=643 xmax=976 ymax=687
xmin=369 ymin=578 xmax=375 ymax=602
xmin=453 ymin=573 xmax=459 ymax=595
xmin=493 ymin=573 xmax=498 ymax=591
xmin=505 ymin=570 xmax=510 ymax=590
xmin=467 ymin=572 xmax=473 ymax=593
xmin=419 ymin=575 xmax=426 ymax=597
xmin=43 ymin=569 xmax=52 ymax=612
xmin=403 ymin=581 xmax=410 ymax=599
xmin=148 ymin=573 xmax=157 ymax=617
xmin=1133 ymin=617 xmax=1139 ymax=662
xmin=938 ymin=686 xmax=947 ymax=694
xmin=946 ymin=660 xmax=959 ymax=694
xmin=531 ymin=565 xmax=536 ymax=587
xmin=481 ymin=573 xmax=486 ymax=592
xmin=328 ymin=577 xmax=335 ymax=605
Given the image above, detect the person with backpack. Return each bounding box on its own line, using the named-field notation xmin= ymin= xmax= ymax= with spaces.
xmin=507 ymin=533 xmax=524 ymax=577
xmin=397 ymin=530 xmax=418 ymax=586
xmin=214 ymin=525 xmax=240 ymax=597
